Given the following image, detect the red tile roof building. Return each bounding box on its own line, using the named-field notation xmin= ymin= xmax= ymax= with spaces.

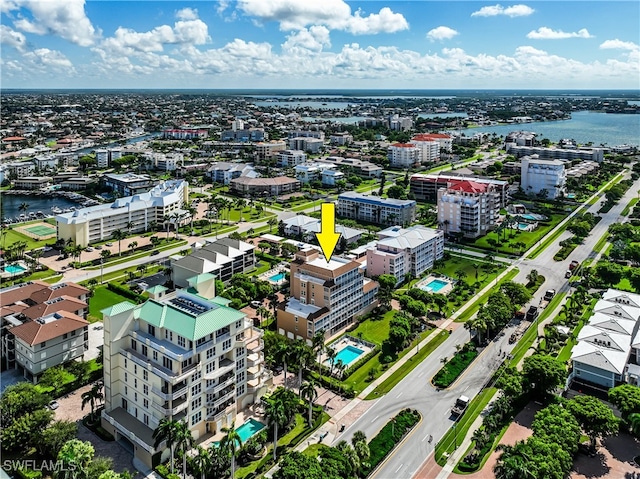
xmin=437 ymin=179 xmax=500 ymax=238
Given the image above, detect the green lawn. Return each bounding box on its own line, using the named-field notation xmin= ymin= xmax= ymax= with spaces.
xmin=1 ymin=267 xmax=59 ymax=287
xmin=470 ymin=214 xmax=565 ymax=256
xmin=88 ymin=286 xmax=132 ymax=322
xmin=455 ymin=268 xmax=520 ymax=323
xmin=2 ymin=224 xmax=54 ymax=250
xmin=621 ymin=197 xmax=639 ymax=216
xmin=349 ymin=309 xmax=396 ymax=345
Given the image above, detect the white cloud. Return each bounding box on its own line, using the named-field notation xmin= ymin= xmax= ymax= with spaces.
xmin=99 ymin=14 xmax=210 ymax=55
xmin=0 ymin=24 xmax=27 ymax=51
xmin=6 ymin=0 xmax=98 ymax=46
xmin=237 ymin=0 xmax=408 ymax=34
xmin=24 ymin=48 xmax=74 ymax=69
xmin=282 ymin=26 xmax=331 ymax=52
xmin=176 ymin=8 xmax=198 ymax=21
xmin=217 ymin=0 xmax=230 ymax=15
xmin=600 ymin=39 xmax=639 ymax=51
xmin=527 ymin=27 xmax=593 ymax=40
xmin=427 ymin=26 xmax=459 ymax=42
xmin=471 ymin=4 xmax=534 ymax=17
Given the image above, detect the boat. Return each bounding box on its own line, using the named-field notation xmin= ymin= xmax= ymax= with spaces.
xmin=51 ymin=207 xmax=62 ymax=214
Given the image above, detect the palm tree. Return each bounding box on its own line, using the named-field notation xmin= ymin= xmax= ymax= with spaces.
xmin=111 ymin=229 xmax=125 ymax=256
xmin=311 ymin=330 xmax=325 ymax=371
xmin=18 ymin=202 xmax=29 ymax=215
xmin=526 ymin=269 xmax=539 ymax=285
xmin=300 ymin=381 xmax=318 ymax=426
xmin=125 ymin=221 xmax=135 ymax=235
xmin=326 ymin=346 xmax=337 ymax=376
xmin=267 ymin=217 xmax=277 ymax=232
xmin=174 ymin=420 xmax=194 ymax=478
xmin=128 ymin=241 xmax=138 ymax=254
xmin=187 ymin=206 xmax=197 ymax=233
xmin=190 ymin=446 xmax=211 ymax=479
xmin=295 ymin=342 xmax=313 ymax=394
xmin=153 ymin=418 xmax=181 ymax=474
xmin=221 ymin=422 xmax=242 ymax=479
xmin=81 ymin=382 xmax=104 ymax=421
xmin=264 ymin=397 xmax=287 ymax=462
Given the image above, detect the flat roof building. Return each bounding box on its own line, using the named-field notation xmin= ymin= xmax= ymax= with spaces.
xmin=337 ymin=192 xmax=416 ymax=227
xmin=102 ymin=173 xmax=157 ymax=197
xmin=230 ymin=176 xmax=300 ymax=197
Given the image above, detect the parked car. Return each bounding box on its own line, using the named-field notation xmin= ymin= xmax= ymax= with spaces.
xmin=150 ymin=249 xmax=159 ymax=256
xmin=105 ymin=242 xmax=113 ymax=247
xmin=565 ymin=270 xmax=572 ymax=279
xmin=95 ymin=245 xmax=103 ymax=250
xmin=43 ymin=246 xmax=52 ymax=252
xmin=250 ymin=300 xmax=262 ymax=308
xmin=48 ymin=401 xmax=59 ymax=410
xmin=86 ymin=247 xmax=94 ymax=252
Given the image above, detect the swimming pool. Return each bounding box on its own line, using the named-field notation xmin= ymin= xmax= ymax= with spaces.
xmin=329 ymin=345 xmax=364 ymax=367
xmin=518 ymin=223 xmax=530 ymax=230
xmin=212 ymin=418 xmax=266 ymax=448
xmin=520 ymin=214 xmax=538 ymax=221
xmin=421 ymin=279 xmax=449 ymax=293
xmin=269 ymin=272 xmax=285 ymax=282
xmin=237 ymin=418 xmax=266 ymax=443
xmin=4 ymin=264 xmax=26 ymax=274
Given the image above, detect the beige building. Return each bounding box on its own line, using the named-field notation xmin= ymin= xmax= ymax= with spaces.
xmin=101 ymin=274 xmax=270 ymax=469
xmin=437 ymin=179 xmax=500 ymax=238
xmin=0 ymin=280 xmax=90 ymax=381
xmin=230 ymin=176 xmax=300 ymax=197
xmin=14 ymin=176 xmax=53 ymax=190
xmin=56 ymin=180 xmax=188 ymax=246
xmin=255 ymin=141 xmax=286 ymax=161
xmin=277 ymin=249 xmax=378 ymax=342
xmin=12 ymin=311 xmax=89 ymax=382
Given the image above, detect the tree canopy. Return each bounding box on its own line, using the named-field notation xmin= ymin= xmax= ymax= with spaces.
xmin=609 ymin=384 xmax=640 ymax=419
xmin=521 ymin=354 xmax=567 ymax=398
xmin=567 ymin=395 xmax=619 ymax=450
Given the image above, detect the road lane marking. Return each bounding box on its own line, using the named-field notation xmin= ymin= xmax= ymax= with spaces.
xmin=422 ymin=433 xmax=430 ymax=442
xmin=396 ymin=392 xmax=403 ymax=398
xmin=371 ymin=415 xmax=379 ymax=423
xmin=395 ymin=465 xmax=404 ymax=473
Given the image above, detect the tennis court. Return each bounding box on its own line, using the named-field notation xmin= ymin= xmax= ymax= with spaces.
xmin=16 ymin=223 xmax=57 ymax=239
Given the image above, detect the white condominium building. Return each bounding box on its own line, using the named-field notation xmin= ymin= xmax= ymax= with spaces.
xmin=337 ymin=192 xmax=417 ymax=227
xmin=388 ymin=143 xmax=422 ymax=168
xmin=277 ymin=150 xmax=307 ymax=167
xmin=437 ymin=179 xmax=500 ymax=238
xmin=101 ymin=274 xmax=270 ymax=469
xmin=366 ymin=225 xmax=444 ymax=282
xmin=520 ymin=155 xmax=566 ymax=199
xmin=56 ymin=180 xmax=188 ymax=247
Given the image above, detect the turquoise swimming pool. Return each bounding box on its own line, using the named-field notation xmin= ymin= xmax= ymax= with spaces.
xmin=421 ymin=279 xmax=449 ymax=293
xmin=212 ymin=418 xmax=266 ymax=448
xmin=269 ymin=272 xmax=285 ymax=282
xmin=4 ymin=264 xmax=26 ymax=274
xmin=237 ymin=418 xmax=266 ymax=443
xmin=327 ymin=345 xmax=364 ymax=367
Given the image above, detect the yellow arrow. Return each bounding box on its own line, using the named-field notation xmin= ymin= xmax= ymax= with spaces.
xmin=315 ymin=203 xmax=341 ymax=262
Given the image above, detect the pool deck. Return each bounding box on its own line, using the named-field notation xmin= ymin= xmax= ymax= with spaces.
xmin=320 ymin=337 xmax=373 ymax=369
xmin=0 ymin=260 xmax=29 ymax=279
xmin=415 ymin=274 xmax=455 ymax=295
xmin=259 ymin=263 xmax=289 ymax=285
xmin=198 ymin=404 xmax=268 ymax=448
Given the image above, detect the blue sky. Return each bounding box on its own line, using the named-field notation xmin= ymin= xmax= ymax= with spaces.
xmin=1 ymin=1 xmax=639 ymax=89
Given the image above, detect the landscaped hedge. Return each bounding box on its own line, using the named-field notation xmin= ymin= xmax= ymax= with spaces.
xmin=308 ymin=371 xmax=355 ymax=398
xmin=16 ymin=469 xmax=42 ymax=479
xmin=155 ymin=464 xmax=181 ymax=479
xmin=432 ymin=343 xmax=479 ymax=389
xmin=362 ymin=408 xmax=421 ymax=477
xmin=106 ymin=283 xmax=146 ymax=303
xmin=342 ymin=345 xmax=381 ymax=378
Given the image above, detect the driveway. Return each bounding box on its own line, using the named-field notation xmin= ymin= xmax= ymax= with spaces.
xmin=85 ymin=322 xmax=104 ymax=361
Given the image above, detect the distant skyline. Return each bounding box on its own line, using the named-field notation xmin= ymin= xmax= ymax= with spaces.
xmin=1 ymin=1 xmax=639 ymax=90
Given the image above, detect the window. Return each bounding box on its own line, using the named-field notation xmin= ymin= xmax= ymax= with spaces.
xmin=134 ymin=379 xmax=138 ymax=388
xmin=222 ymin=339 xmax=231 ymax=350
xmin=236 ymin=371 xmax=245 ymax=383
xmin=236 ymin=358 xmax=245 ymax=370
xmin=206 ymin=347 xmax=216 ymax=360
xmin=143 ymin=370 xmax=148 ymax=381
xmin=71 ymin=330 xmax=76 ymax=336
xmin=148 ymin=325 xmax=156 ymax=337
xmin=163 ymin=357 xmax=173 ymax=370
xmin=191 ymin=411 xmax=201 ymax=426
xmin=134 ymin=393 xmax=138 ymax=401
xmin=63 ymin=333 xmax=68 ymax=339
xmin=237 ymin=384 xmax=245 ymax=396
xmin=131 ymin=339 xmax=137 ymax=351
xmin=178 ymin=336 xmax=186 ymax=348
xmin=124 ymin=372 xmax=128 ymax=383
xmin=144 ymin=414 xmax=149 ymax=426
xmin=191 ymin=384 xmax=201 ymax=396
xmin=143 ymin=384 xmax=148 ymax=395
xmin=141 ymin=345 xmax=148 ymax=357
xmin=124 ymin=386 xmax=128 ymax=396
xmin=124 ymin=359 xmax=127 ymax=368
xmin=235 ymin=320 xmax=242 ymax=329
xmin=206 ymin=362 xmax=215 ymax=374
xmin=165 ymin=330 xmax=173 ymax=341
xmin=40 ymin=342 xmax=46 ymax=348
xmin=192 ymin=397 xmax=202 ymax=410
xmin=153 ymin=351 xmax=158 ymax=362
xmin=236 ymin=347 xmax=245 ymax=357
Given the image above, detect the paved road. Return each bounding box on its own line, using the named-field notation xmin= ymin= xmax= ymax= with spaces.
xmin=333 ymin=171 xmax=640 ymax=479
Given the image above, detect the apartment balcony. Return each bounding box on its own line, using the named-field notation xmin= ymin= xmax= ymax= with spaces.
xmin=152 ymin=395 xmax=189 ymax=416
xmin=247 ymin=353 xmax=263 ymax=367
xmin=247 ymin=370 xmax=272 ymax=394
xmin=246 ymin=339 xmax=264 ymax=353
xmin=151 ymin=382 xmax=188 ymax=401
xmin=215 ymin=332 xmax=231 ymax=344
xmin=208 ymin=404 xmax=236 ymax=422
xmin=195 ymin=338 xmax=215 ymax=354
xmin=130 ymin=330 xmax=193 ymax=362
xmin=247 ymin=365 xmax=263 ymax=380
xmin=208 ymin=389 xmax=235 ymax=408
xmin=206 ymin=374 xmax=235 ymax=395
xmin=122 ymin=348 xmax=198 ymax=384
xmin=203 ymin=358 xmax=235 ymax=381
